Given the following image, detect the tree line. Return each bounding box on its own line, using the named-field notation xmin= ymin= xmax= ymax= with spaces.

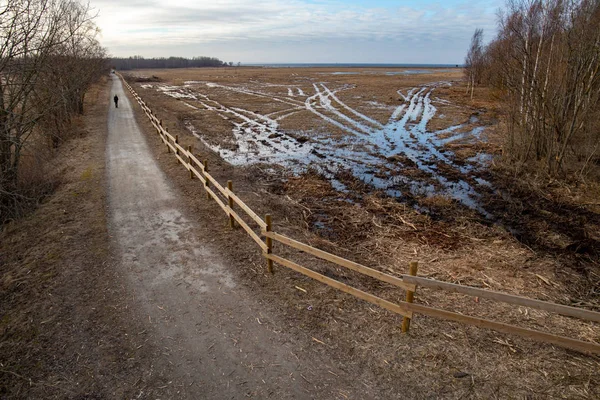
xmin=111 ymin=56 xmax=234 ymax=70
xmin=465 ymin=0 xmax=600 ymax=177
xmin=0 ymin=0 xmax=107 ymax=223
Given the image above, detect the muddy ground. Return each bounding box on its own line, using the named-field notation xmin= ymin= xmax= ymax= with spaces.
xmin=1 ymin=68 xmax=599 ymax=399
xmin=123 ymin=67 xmax=599 ymax=397
xmin=132 ymin=67 xmax=496 ymax=215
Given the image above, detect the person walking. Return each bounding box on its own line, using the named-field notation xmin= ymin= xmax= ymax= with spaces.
xmin=114 ymin=94 xmax=119 ymax=108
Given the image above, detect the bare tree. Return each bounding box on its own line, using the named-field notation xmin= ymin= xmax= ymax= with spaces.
xmin=470 ymin=0 xmax=600 ymax=177
xmin=0 ymin=0 xmax=107 ymax=222
xmin=465 ymin=28 xmax=485 ymax=100
xmin=36 ymin=0 xmax=106 ymax=147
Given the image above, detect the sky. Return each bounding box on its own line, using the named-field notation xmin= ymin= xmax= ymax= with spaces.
xmin=89 ymin=0 xmax=504 ymax=64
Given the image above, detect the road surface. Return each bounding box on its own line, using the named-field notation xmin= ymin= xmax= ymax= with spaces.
xmin=105 ymin=75 xmax=366 ymax=398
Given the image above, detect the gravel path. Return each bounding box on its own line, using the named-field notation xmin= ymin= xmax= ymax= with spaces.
xmin=105 ymin=74 xmax=363 ymax=399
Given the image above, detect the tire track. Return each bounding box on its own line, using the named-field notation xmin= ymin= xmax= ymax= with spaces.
xmin=320 ymin=83 xmax=384 ymax=129
xmin=150 ymin=80 xmax=490 ymax=213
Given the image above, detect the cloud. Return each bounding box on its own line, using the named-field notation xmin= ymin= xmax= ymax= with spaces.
xmin=90 ymin=0 xmax=502 ymax=62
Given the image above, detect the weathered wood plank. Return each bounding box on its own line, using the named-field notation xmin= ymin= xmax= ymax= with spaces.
xmin=175 ymin=153 xmax=189 ymax=169
xmin=265 ymin=253 xmax=412 ymax=318
xmin=406 ymin=302 xmax=600 ymax=355
xmin=165 ymin=140 xmax=177 ymax=154
xmin=205 ymin=186 xmax=229 ymax=215
xmin=187 ymin=152 xmax=205 ymax=172
xmin=189 ymin=165 xmax=204 ymax=181
xmin=204 ymin=172 xmax=228 ymax=198
xmin=230 ymin=210 xmax=268 ymax=251
xmin=173 ymin=141 xmax=187 ymax=156
xmin=264 ymin=232 xmax=415 ymax=291
xmin=226 ymin=189 xmax=267 ymax=229
xmin=402 ymin=275 xmax=600 ymax=323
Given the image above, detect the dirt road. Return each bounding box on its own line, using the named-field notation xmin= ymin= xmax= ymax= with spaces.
xmin=106 ymin=75 xmax=366 ymax=398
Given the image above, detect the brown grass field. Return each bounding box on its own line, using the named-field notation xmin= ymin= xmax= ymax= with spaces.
xmin=121 ymin=67 xmax=600 ymax=398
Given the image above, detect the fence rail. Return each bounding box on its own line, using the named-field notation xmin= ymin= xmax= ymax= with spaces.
xmin=117 ymin=73 xmax=600 ymax=355
xmin=264 ymin=231 xmax=416 ymax=292
xmin=402 ymin=275 xmax=600 ymax=323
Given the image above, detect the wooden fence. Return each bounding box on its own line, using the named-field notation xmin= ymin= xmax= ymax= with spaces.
xmin=117 ymin=74 xmax=600 ymax=355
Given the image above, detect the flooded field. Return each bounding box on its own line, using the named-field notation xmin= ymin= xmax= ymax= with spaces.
xmin=124 ymin=69 xmax=600 ymax=399
xmin=132 ymin=67 xmax=494 ymax=214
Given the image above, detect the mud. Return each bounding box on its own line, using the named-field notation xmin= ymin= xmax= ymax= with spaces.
xmin=140 ymin=75 xmax=491 ymax=214
xmin=105 ymin=75 xmax=378 ymax=398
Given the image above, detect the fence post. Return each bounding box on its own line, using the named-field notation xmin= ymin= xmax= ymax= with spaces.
xmin=227 ymin=180 xmax=235 ymax=228
xmin=188 ymin=146 xmax=194 ymax=179
xmin=175 ymin=135 xmax=180 ymax=161
xmin=265 ymin=214 xmax=273 ymax=274
xmin=203 ymin=160 xmax=210 ymax=199
xmin=402 ymin=261 xmax=419 ymax=333
xmin=166 ymin=128 xmax=170 ymax=153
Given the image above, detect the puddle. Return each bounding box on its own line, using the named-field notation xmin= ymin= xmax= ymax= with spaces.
xmin=385 ymin=69 xmax=452 ymax=75
xmin=468 ymin=153 xmax=493 ymax=167
xmin=319 ymin=70 xmax=451 ymax=76
xmin=156 ymin=81 xmax=492 ymax=215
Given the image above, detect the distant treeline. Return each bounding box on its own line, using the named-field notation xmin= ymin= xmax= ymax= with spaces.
xmin=111 ymin=56 xmax=232 ymax=70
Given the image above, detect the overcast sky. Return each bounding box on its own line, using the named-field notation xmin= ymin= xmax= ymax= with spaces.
xmin=90 ymin=0 xmax=503 ymax=64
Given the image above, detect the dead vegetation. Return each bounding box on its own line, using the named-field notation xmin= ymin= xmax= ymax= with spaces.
xmin=0 ymin=0 xmax=107 ymax=224
xmin=469 ymin=0 xmax=600 ymax=178
xmin=132 ymin=75 xmax=162 ymax=82
xmin=0 ymin=81 xmax=167 ymax=399
xmin=119 ymin=65 xmax=600 ymax=397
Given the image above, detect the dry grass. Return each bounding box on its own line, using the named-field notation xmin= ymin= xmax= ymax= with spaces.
xmin=276 ymin=171 xmax=600 ymax=398
xmin=128 ymin=67 xmax=472 ymax=138
xmin=0 ymin=79 xmax=165 ymax=398
xmin=123 ymin=67 xmax=600 ymax=398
